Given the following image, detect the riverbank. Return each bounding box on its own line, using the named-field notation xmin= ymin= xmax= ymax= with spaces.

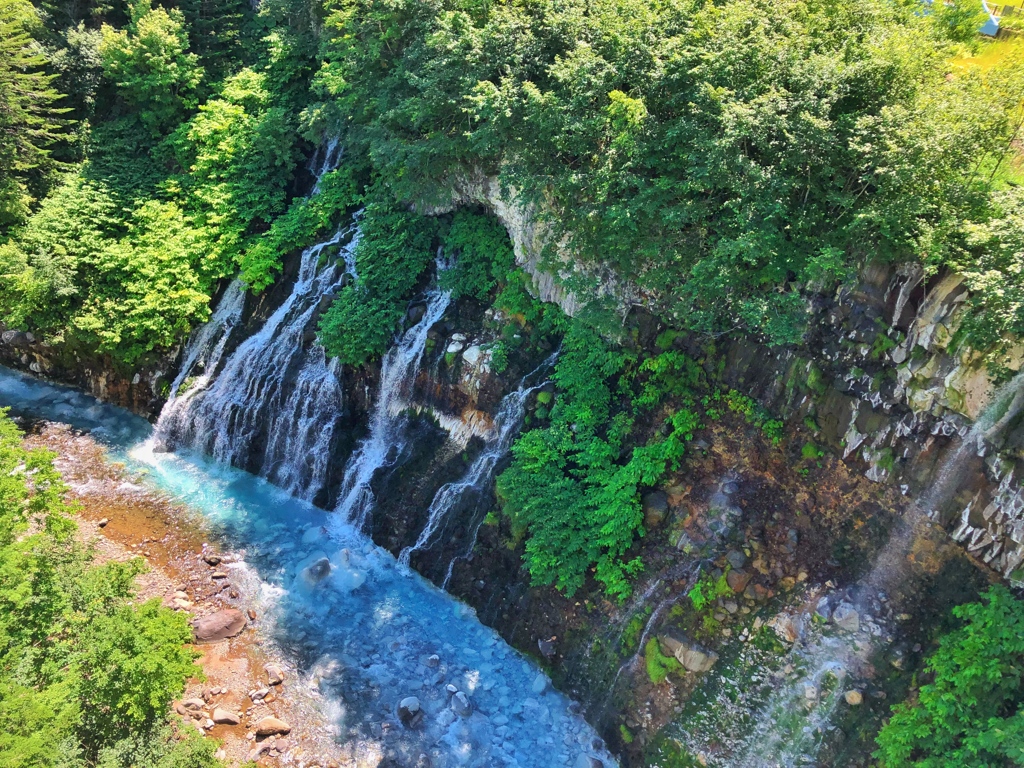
xmin=20 ymin=420 xmax=347 ymax=766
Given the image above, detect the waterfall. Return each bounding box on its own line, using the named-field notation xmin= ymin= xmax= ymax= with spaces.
xmin=332 ymin=275 xmax=452 ymax=531
xmin=398 ymin=378 xmax=542 ymax=571
xmin=155 ymin=278 xmax=246 ymax=437
xmin=920 ymin=369 xmax=1024 ymax=518
xmin=158 ymin=226 xmax=356 ymax=501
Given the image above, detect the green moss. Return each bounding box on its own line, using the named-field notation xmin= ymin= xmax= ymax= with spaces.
xmin=535 ymin=390 xmax=553 ymax=405
xmin=802 ymin=442 xmax=825 ymax=460
xmin=806 ymin=364 xmax=828 ymax=395
xmin=655 ymin=329 xmax=680 ymax=351
xmin=620 ymin=724 xmax=635 ymax=744
xmin=870 ymin=333 xmax=897 ymax=360
xmin=645 ymin=638 xmax=683 ymax=684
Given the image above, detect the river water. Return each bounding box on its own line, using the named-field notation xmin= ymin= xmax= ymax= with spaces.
xmin=0 ymin=364 xmax=615 ymax=768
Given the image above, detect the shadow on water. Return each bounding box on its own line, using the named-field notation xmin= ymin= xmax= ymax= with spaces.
xmin=0 ymin=365 xmax=618 ymax=768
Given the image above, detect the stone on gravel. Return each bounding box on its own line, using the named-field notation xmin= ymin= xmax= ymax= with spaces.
xmin=725 ymin=550 xmax=747 ymax=570
xmin=203 ymin=553 xmax=222 ymax=565
xmin=845 ymin=690 xmax=863 ymax=706
xmin=768 ymin=612 xmax=801 ymax=644
xmin=192 ymin=609 xmax=247 ymax=642
xmin=658 ymin=631 xmax=718 ymax=673
xmin=833 ymin=601 xmax=860 ymax=633
xmin=255 ymin=716 xmax=292 ymax=736
xmin=265 ymin=663 xmax=285 ymax=685
xmin=726 ymin=569 xmax=752 ymax=593
xmin=98 ymin=518 xmax=109 ymax=528
xmin=212 ymin=708 xmax=240 ymax=725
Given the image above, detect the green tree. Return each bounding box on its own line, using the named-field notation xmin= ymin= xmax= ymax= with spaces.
xmin=98 ymin=0 xmax=203 ymax=136
xmin=0 ymin=410 xmax=216 ymax=767
xmin=875 ymin=586 xmax=1024 ymax=767
xmin=0 ymin=0 xmax=68 ymax=233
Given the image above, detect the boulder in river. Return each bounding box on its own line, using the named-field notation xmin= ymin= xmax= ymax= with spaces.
xmin=192 ymin=609 xmax=246 ymax=643
xmin=451 ymin=690 xmax=472 ymax=717
xmin=398 ymin=696 xmax=423 ymax=727
xmin=301 ymin=556 xmax=333 ymax=587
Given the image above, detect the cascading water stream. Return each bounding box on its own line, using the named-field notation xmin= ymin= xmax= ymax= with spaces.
xmin=400 ymin=351 xmax=558 ymax=581
xmin=919 ymin=369 xmax=1024 ymax=520
xmin=158 ymin=226 xmax=356 ymax=501
xmin=154 ymin=278 xmax=246 ymax=434
xmin=685 ymin=385 xmax=1019 ymax=768
xmin=332 ymin=275 xmax=452 ymax=531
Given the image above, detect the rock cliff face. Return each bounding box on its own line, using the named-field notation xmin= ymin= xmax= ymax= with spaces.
xmin=426 ymin=172 xmax=644 ymax=318
xmin=714 ymin=261 xmax=1024 ymax=583
xmin=0 ymin=323 xmax=169 ymax=416
xmin=438 ymin=175 xmax=1024 ymax=585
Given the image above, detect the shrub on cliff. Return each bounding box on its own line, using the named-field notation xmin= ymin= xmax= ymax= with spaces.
xmin=875 ymin=585 xmax=1024 ymax=767
xmin=497 ymin=323 xmax=700 ymax=599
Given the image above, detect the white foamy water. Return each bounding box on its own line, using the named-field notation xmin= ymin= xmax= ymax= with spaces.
xmin=332 ymin=277 xmax=452 ymax=531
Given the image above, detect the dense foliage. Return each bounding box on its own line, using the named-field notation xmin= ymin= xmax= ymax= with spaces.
xmin=0 ymin=0 xmax=67 ymax=230
xmin=0 ymin=411 xmax=215 ymax=767
xmin=497 ymin=324 xmax=701 ymax=599
xmin=875 ymin=586 xmax=1024 ymax=767
xmin=0 ymin=0 xmax=318 ymax=364
xmin=318 ymin=204 xmax=516 ymax=364
xmin=2 ymin=0 xmax=1023 ymax=367
xmin=312 ymin=0 xmax=1024 ymax=354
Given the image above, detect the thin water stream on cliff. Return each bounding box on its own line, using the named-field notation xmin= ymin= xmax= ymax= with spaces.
xmin=0 ymin=365 xmax=616 ymax=768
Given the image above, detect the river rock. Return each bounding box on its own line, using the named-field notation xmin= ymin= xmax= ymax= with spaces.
xmin=203 ymin=553 xmax=222 ymax=566
xmin=575 ymin=756 xmax=603 ymax=768
xmin=398 ymin=696 xmax=423 ymax=727
xmin=302 ymin=556 xmax=333 ymax=587
xmin=255 ymin=716 xmax=292 ymax=736
xmin=538 ymin=637 xmax=557 ymax=659
xmin=451 ymin=691 xmax=472 ymax=717
xmin=212 ymin=708 xmax=240 ymax=725
xmin=192 ymin=609 xmax=246 ymax=642
xmin=845 ymin=689 xmax=863 ymax=706
xmin=833 ymin=601 xmax=860 ymax=632
xmin=658 ymin=631 xmax=718 ymax=673
xmin=531 ymin=674 xmax=550 ymax=695
xmin=642 ymin=490 xmax=669 ymax=528
xmin=265 ymin=663 xmax=285 ymax=686
xmin=407 ymin=303 xmax=426 ymax=325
